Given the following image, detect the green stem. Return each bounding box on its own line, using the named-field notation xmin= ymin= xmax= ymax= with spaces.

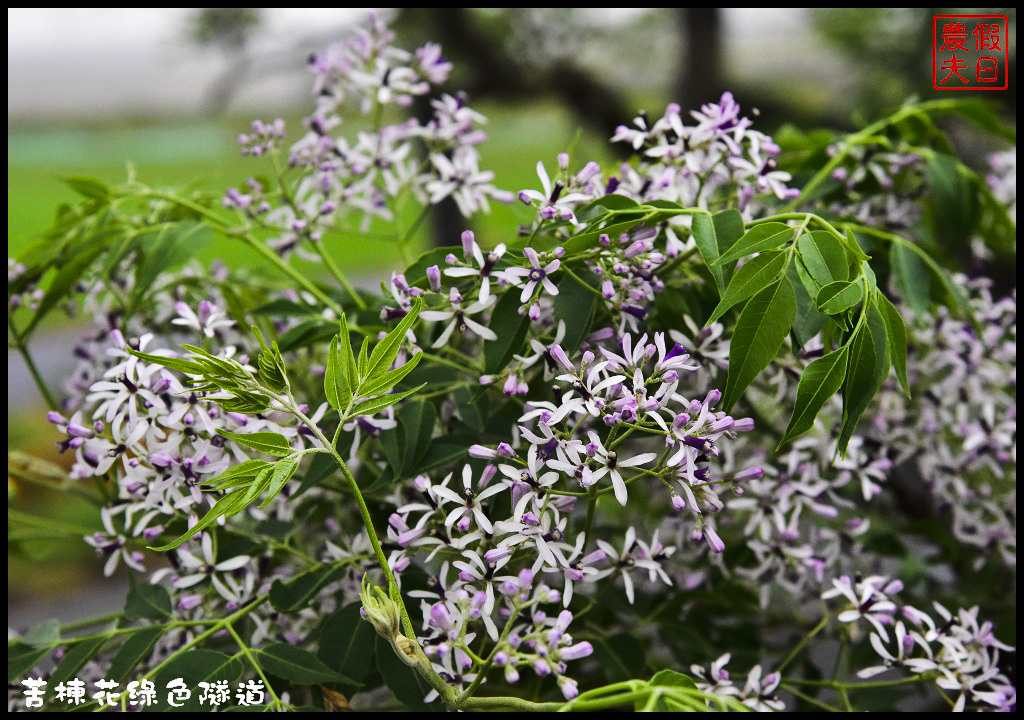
xmin=225 ymin=622 xmax=283 ymax=710
xmin=781 ymin=683 xmax=841 ymax=712
xmin=460 ymin=696 xmax=563 ymax=712
xmin=783 ymin=99 xmax=968 ymax=212
xmin=582 ymin=485 xmax=598 ymax=552
xmin=776 ymin=614 xmax=830 ymax=673
xmin=312 ymin=242 xmax=367 ymax=310
xmin=8 ymin=315 xmax=58 ymax=410
xmin=143 ymin=190 xmax=344 ymax=316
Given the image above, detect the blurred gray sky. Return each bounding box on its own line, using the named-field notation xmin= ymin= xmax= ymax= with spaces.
xmin=8 ymin=8 xmax=835 ymax=122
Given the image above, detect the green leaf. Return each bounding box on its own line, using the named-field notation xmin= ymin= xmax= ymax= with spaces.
xmin=318 ymin=603 xmax=376 ymax=689
xmin=876 ymin=291 xmax=910 ymax=397
xmin=203 ymin=459 xmax=272 ymax=490
xmin=483 ymin=288 xmax=531 ymax=374
xmin=365 ymin=299 xmax=422 ymax=381
xmin=325 ymin=335 xmax=348 ymax=411
xmin=797 ymin=231 xmax=848 ymax=286
xmin=257 ymin=643 xmax=348 ymax=685
xmin=376 ymin=636 xmax=441 ymax=711
xmin=217 ymin=430 xmax=292 ymax=457
xmin=691 ymin=213 xmax=725 ymax=293
xmin=20 ymin=243 xmax=106 ymax=338
xmin=359 ymin=351 xmax=423 ymax=397
xmin=779 ymin=345 xmax=849 ymax=447
xmin=148 ymin=491 xmax=247 ymax=552
xmin=400 ymin=400 xmax=437 ymax=472
xmin=837 ymin=302 xmax=890 ymax=454
xmin=712 ymin=209 xmax=744 ymax=277
xmin=260 ymin=457 xmax=299 ymax=508
xmin=108 ymin=627 xmax=163 ymax=683
xmin=714 ymin=222 xmax=795 ymax=266
xmin=651 ymin=669 xmax=698 ymax=690
xmin=269 ymin=565 xmax=346 ymax=613
xmin=339 ymin=314 xmax=358 ymax=392
xmin=787 ymin=264 xmax=828 ymax=347
xmin=816 ymin=280 xmax=864 ymax=315
xmin=553 ymin=268 xmax=599 ymax=353
xmin=350 ymin=384 xmax=426 ymax=417
xmin=707 ymin=251 xmax=787 ymax=324
xmin=148 ymin=649 xmax=244 ymax=712
xmin=8 ymin=642 xmax=51 ymax=683
xmin=127 ymin=349 xmax=205 ymax=376
xmin=62 ymin=176 xmax=110 ymax=201
xmin=891 ymin=243 xmax=930 ymax=315
xmin=409 ymin=436 xmax=474 ymax=475
xmin=124 ymin=579 xmax=172 ymax=621
xmin=50 ymin=637 xmax=105 ymax=687
xmin=22 ymin=618 xmax=60 ymax=648
xmin=130 ymin=222 xmax=212 ymax=315
xmin=240 ymin=466 xmax=273 ymax=506
xmin=722 ymin=279 xmax=796 ymax=411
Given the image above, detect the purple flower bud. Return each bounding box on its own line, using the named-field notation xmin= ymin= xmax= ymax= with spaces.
xmin=497 ymin=442 xmax=516 ymax=458
xmin=179 ymin=594 xmax=203 ymax=611
xmin=429 ymin=603 xmax=453 ymax=631
xmin=67 ymin=423 xmax=94 ymax=438
xmin=528 ymin=303 xmax=541 ymax=321
xmin=150 ymin=451 xmax=175 ymax=468
xmin=705 ymin=389 xmax=722 ymax=407
xmin=518 ymin=190 xmax=532 ymax=205
xmin=427 ymin=265 xmax=442 ymax=292
xmin=559 ymin=641 xmax=593 ymax=661
xmin=47 ymin=411 xmax=66 ymax=425
xmin=704 ymin=526 xmax=725 ymax=554
xmin=469 ymin=444 xmax=496 ymax=459
xmin=733 ymin=417 xmax=755 ymax=432
xmin=557 ymin=152 xmax=569 ymax=170
xmin=479 ymin=374 xmax=494 ymax=385
xmin=732 ymin=466 xmax=763 ymax=482
xmin=550 ymin=344 xmax=574 ymax=372
xmin=505 ymin=665 xmax=520 ymax=683
xmin=598 ymin=233 xmax=611 ymax=247
xmin=671 ymin=492 xmax=686 ymax=511
xmin=553 ymin=246 xmax=565 ymax=258
xmin=623 ymin=239 xmax=648 ymax=258
xmin=461 ymin=230 xmax=475 ymax=259
xmin=445 ymin=252 xmax=458 ymax=264
xmin=558 ymin=676 xmax=579 ymax=700
xmin=533 ymin=660 xmax=552 ymax=677
xmin=577 ymin=161 xmax=600 ymax=183
xmin=485 ymin=547 xmax=512 ymax=564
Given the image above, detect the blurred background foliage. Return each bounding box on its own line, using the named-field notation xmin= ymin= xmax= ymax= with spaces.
xmin=7 ymin=7 xmax=1016 ymax=622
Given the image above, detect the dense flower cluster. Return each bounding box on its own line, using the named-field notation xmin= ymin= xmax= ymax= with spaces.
xmin=8 ymin=13 xmax=1015 ymax=714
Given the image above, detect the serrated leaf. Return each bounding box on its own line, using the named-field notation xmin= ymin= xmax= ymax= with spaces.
xmin=714 ymin=222 xmax=795 ymax=266
xmin=217 ymin=430 xmax=292 ymax=457
xmin=837 ymin=302 xmax=890 ymax=454
xmin=318 ymin=603 xmax=376 ymax=688
xmin=797 ymin=231 xmax=848 ymax=286
xmin=148 ymin=491 xmax=247 ymax=552
xmin=124 ymin=579 xmax=172 ymax=621
xmin=108 ymin=627 xmax=163 ymax=683
xmin=257 ymin=643 xmax=349 ymax=685
xmin=241 ymin=466 xmax=273 ymax=506
xmin=876 ymin=290 xmax=910 ymax=397
xmin=270 ymin=565 xmax=346 ymax=613
xmin=707 ymin=251 xmax=787 ymax=324
xmin=779 ymin=345 xmax=849 ymax=447
xmin=816 ymin=280 xmax=864 ymax=315
xmin=324 ymin=335 xmax=349 ymax=412
xmin=127 ymin=349 xmax=205 ymax=376
xmin=483 ymin=289 xmax=531 ymax=374
xmin=350 ymin=384 xmax=426 ymax=417
xmin=260 ymin=457 xmax=299 ymax=508
xmin=366 ymin=299 xmax=422 ymax=381
xmin=359 ymin=352 xmax=423 ymax=397
xmin=339 ymin=314 xmax=358 ymax=392
xmin=722 ymin=279 xmax=796 ymax=411
xmin=202 ymin=459 xmax=272 ymax=490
